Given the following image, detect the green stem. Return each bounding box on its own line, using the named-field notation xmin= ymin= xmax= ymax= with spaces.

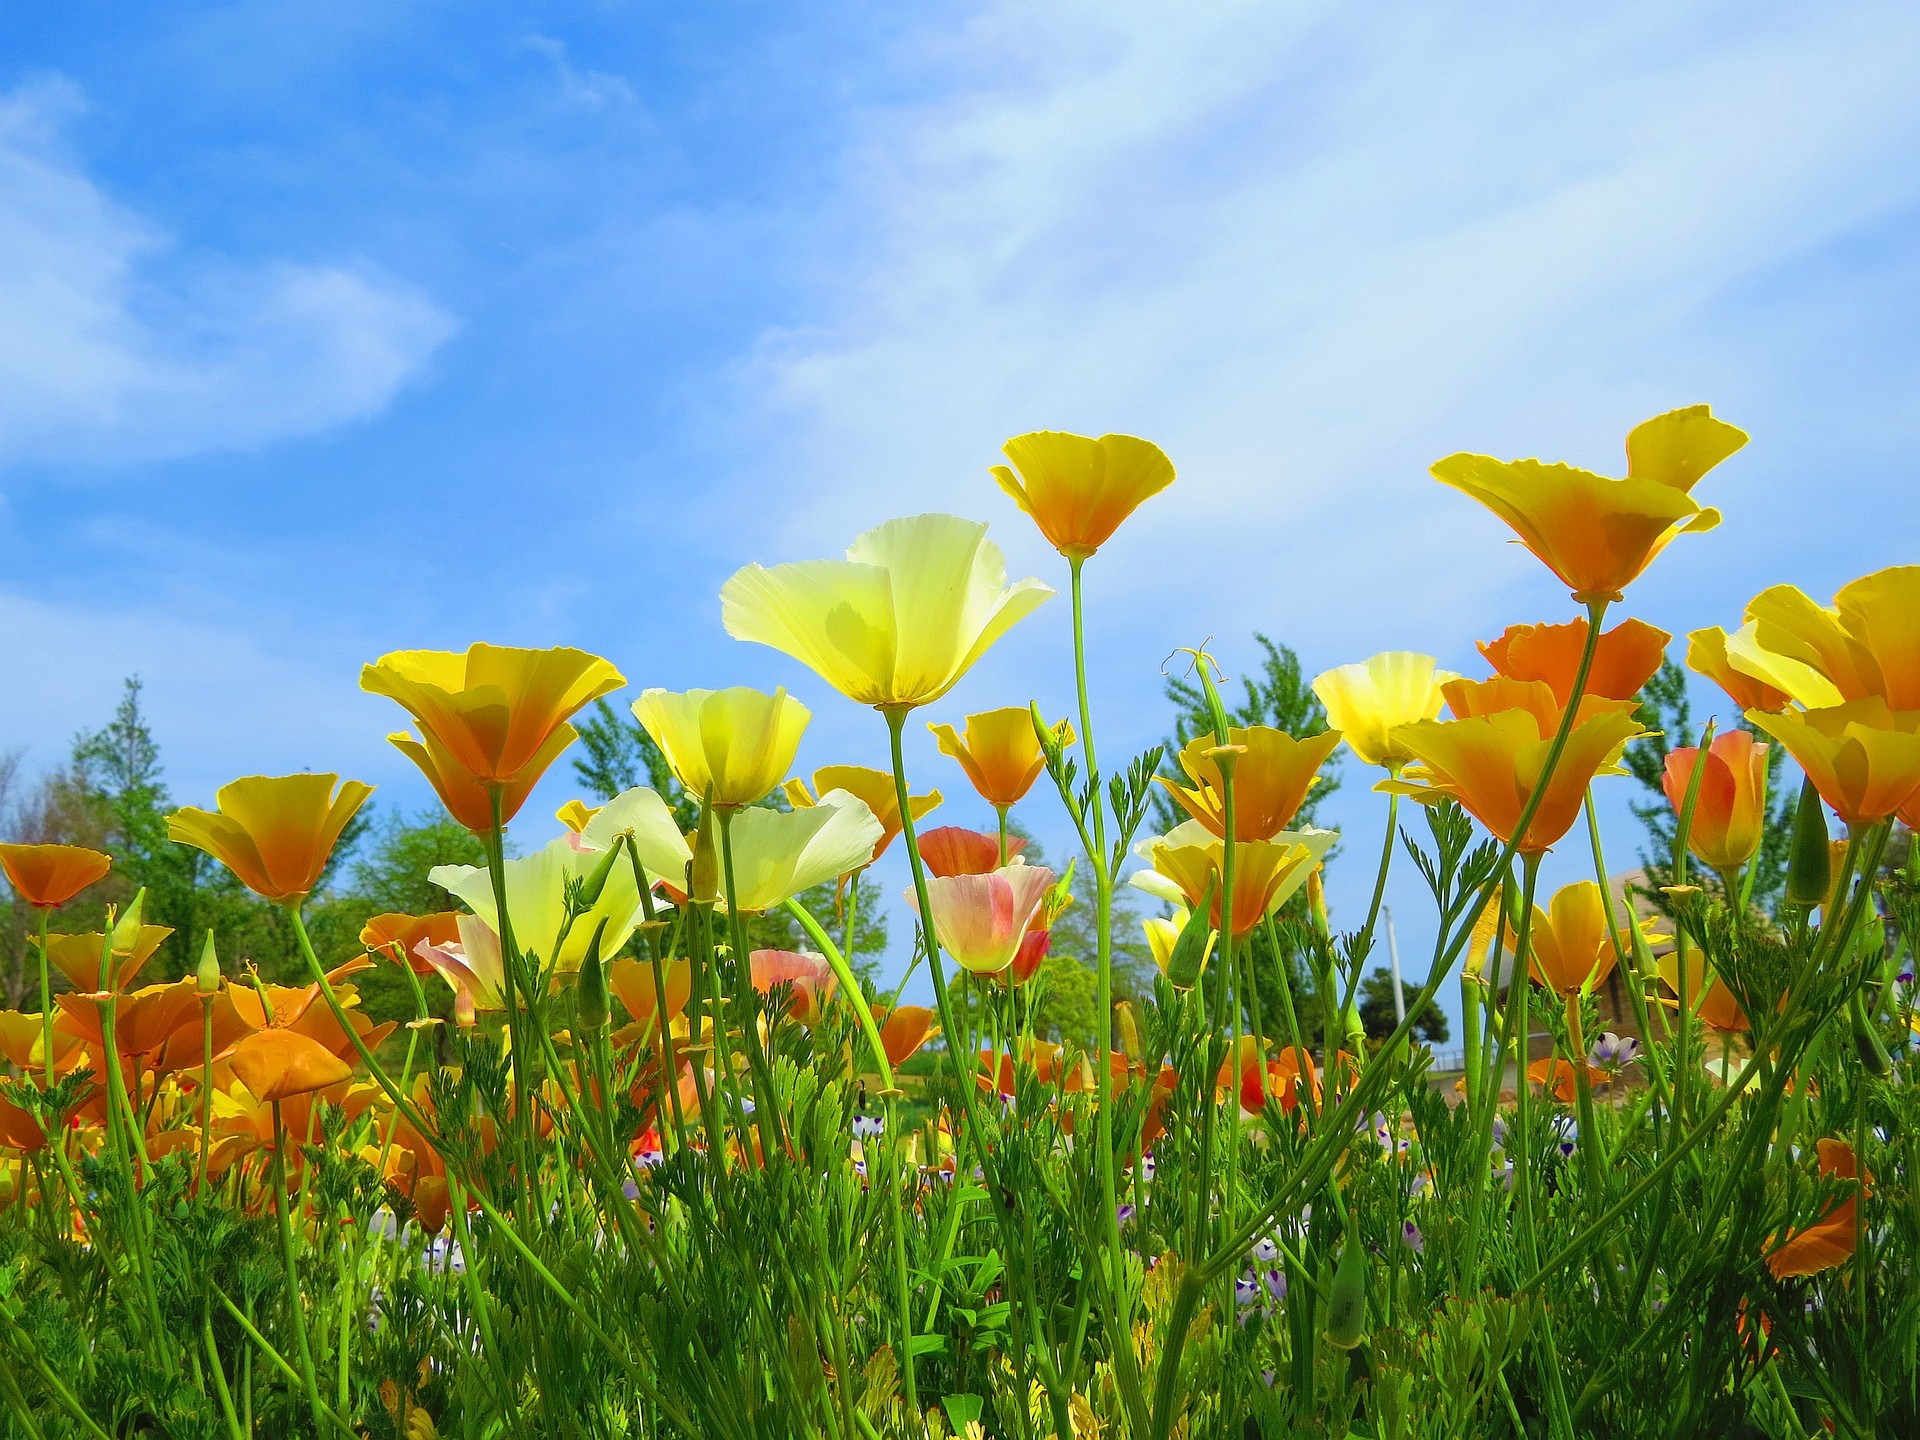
xmin=270 ymin=1100 xmax=329 ymax=1437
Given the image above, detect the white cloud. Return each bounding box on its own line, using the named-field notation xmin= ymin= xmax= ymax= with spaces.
xmin=742 ymin=0 xmax=1920 ymax=658
xmin=0 ymin=77 xmax=453 ymax=469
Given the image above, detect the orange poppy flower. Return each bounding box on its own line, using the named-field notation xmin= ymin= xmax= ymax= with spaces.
xmin=928 ymin=707 xmax=1073 ymax=808
xmin=1527 ymin=1058 xmax=1609 ymax=1103
xmin=785 ymin=765 xmax=940 ymax=865
xmin=1383 ymin=700 xmax=1647 ymax=854
xmin=990 ymin=430 xmax=1176 ymax=560
xmin=361 ymin=911 xmax=465 ymax=976
xmin=1656 ymin=953 xmax=1748 ymax=1032
xmin=1477 ymin=617 xmax=1670 ymax=706
xmin=167 ymin=774 xmax=373 ymax=904
xmin=1219 ymin=1036 xmax=1319 ymax=1115
xmin=918 ymin=825 xmax=1025 ymax=878
xmin=40 ymin=924 xmax=174 ymax=992
xmin=55 ymin=979 xmax=202 ymax=1060
xmin=1746 ymin=699 xmax=1920 ymax=828
xmin=1662 ymin=731 xmax=1768 ymax=871
xmin=1431 ymin=405 xmax=1745 ymax=602
xmin=874 ymin=1005 xmax=938 ymax=1067
xmin=1766 ymin=1139 xmax=1864 ymax=1278
xmin=0 ymin=843 xmax=112 ymax=909
xmin=607 ymin=957 xmax=691 ymax=1039
xmin=1156 ymin=727 xmax=1342 ymax=842
xmin=1686 ymin=627 xmax=1790 ymax=713
xmin=229 ymin=1028 xmax=355 ymax=1104
xmin=362 ymin=644 xmax=624 ymax=829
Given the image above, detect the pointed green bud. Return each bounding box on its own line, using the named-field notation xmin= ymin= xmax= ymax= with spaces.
xmin=196 ymin=931 xmax=221 ymax=996
xmin=1167 ymin=876 xmax=1216 ymax=991
xmin=1851 ymin=991 xmax=1891 ymax=1076
xmin=1324 ymin=1235 xmax=1369 ymax=1350
xmin=1785 ymin=776 xmax=1831 ymax=908
xmin=575 ymin=839 xmax=623 ymax=911
xmin=690 ymin=805 xmax=721 ymax=905
xmin=577 ymin=917 xmax=612 ymax=1032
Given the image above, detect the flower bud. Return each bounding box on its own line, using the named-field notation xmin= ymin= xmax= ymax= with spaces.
xmin=1166 ymin=878 xmax=1216 ymax=991
xmin=1324 ymin=1235 xmax=1369 ymax=1350
xmin=1307 ymin=866 xmax=1330 ymax=939
xmin=575 ymin=836 xmax=625 ymax=911
xmin=1785 ymin=776 xmax=1831 ymax=909
xmin=577 ymin=918 xmax=612 ymax=1032
xmin=689 ymin=807 xmax=721 ymax=905
xmin=195 ymin=931 xmax=221 ymax=996
xmin=453 ymin=986 xmax=477 ymax=1029
xmin=1851 ymin=991 xmax=1891 ymax=1076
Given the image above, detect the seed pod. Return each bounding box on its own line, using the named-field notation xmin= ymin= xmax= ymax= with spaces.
xmin=1323 ymin=1235 xmax=1369 ymax=1350
xmin=577 ymin=917 xmax=612 ymax=1032
xmin=1785 ymin=776 xmax=1831 ymax=909
xmin=195 ymin=931 xmax=221 ymax=996
xmin=1851 ymin=991 xmax=1891 ymax=1076
xmin=1167 ymin=877 xmax=1216 ymax=991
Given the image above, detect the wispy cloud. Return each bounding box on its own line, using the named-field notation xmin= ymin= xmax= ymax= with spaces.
xmin=0 ymin=76 xmax=453 ymax=470
xmin=744 ymin=0 xmax=1920 ymax=660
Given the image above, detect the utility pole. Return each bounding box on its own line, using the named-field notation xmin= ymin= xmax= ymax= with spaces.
xmin=1385 ymin=904 xmax=1406 ymax=1025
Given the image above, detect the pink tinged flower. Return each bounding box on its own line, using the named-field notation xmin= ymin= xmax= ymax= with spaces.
xmin=916 ymin=864 xmax=1057 ymax=975
xmin=414 ymin=914 xmax=506 ymax=1011
xmin=748 ymin=949 xmax=837 ymax=1025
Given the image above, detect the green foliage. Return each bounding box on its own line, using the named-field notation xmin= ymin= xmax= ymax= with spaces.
xmin=1357 ymin=966 xmax=1450 ymax=1044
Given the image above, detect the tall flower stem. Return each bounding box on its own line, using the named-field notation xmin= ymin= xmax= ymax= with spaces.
xmin=270 ymin=1100 xmax=329 ymax=1437
xmin=34 ymin=910 xmax=53 ymax=1085
xmin=1068 ymin=558 xmax=1130 ymax=1307
xmin=484 ymin=787 xmax=537 ymax=1216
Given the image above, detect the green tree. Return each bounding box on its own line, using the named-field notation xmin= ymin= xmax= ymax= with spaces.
xmin=1153 ymin=633 xmax=1340 ymax=834
xmin=1357 ymin=966 xmax=1449 ymax=1043
xmin=574 ymin=698 xmax=698 ymax=829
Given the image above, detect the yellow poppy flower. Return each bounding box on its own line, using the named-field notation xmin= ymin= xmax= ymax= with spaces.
xmin=784 ymin=764 xmax=939 ymax=864
xmin=721 ymin=513 xmax=1054 ymax=710
xmin=1746 ymin=699 xmax=1920 ymax=827
xmin=1686 ymin=626 xmax=1791 ymax=713
xmin=633 ymin=686 xmax=809 ymax=810
xmin=1721 ymin=566 xmax=1920 ymax=711
xmin=1131 ymin=822 xmax=1334 ymax=939
xmin=1382 ymin=700 xmax=1647 ymax=854
xmin=1523 ymin=880 xmax=1662 ymax=996
xmin=430 ymin=834 xmax=647 ymax=975
xmin=928 ymin=707 xmax=1072 ymax=807
xmin=1156 ymin=726 xmax=1342 ymax=842
xmin=1430 ymin=405 xmax=1746 ymax=602
xmin=989 ymin=430 xmax=1176 ymax=559
xmin=167 ymin=774 xmax=373 ymax=904
xmin=1311 ymin=653 xmax=1458 ymax=769
xmin=715 ymin=792 xmax=884 ymax=912
xmin=555 ymin=799 xmax=601 ymax=833
xmin=362 ymin=644 xmax=624 ymax=827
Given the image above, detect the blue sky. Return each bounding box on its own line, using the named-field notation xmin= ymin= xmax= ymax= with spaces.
xmin=3 ymin=2 xmax=1918 ymax=1016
